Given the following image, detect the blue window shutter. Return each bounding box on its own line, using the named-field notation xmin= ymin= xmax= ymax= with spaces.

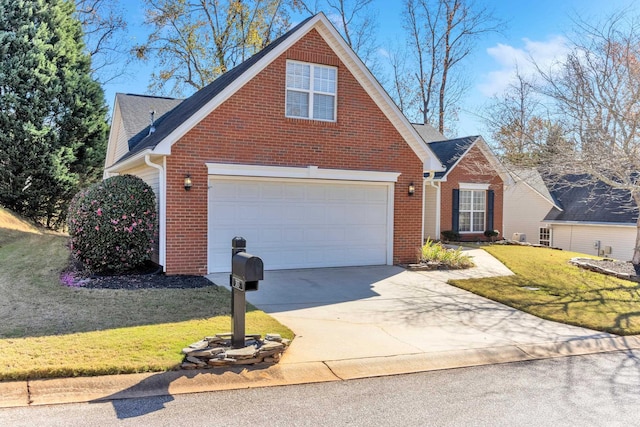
xmin=452 ymin=189 xmax=459 ymax=232
xmin=486 ymin=189 xmax=495 ymax=231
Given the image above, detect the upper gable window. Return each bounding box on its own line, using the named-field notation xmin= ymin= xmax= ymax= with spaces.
xmin=286 ymin=61 xmax=337 ymax=121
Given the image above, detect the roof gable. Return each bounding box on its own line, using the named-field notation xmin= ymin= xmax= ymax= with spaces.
xmin=107 ymin=13 xmax=442 ymax=172
xmin=507 ymin=167 xmax=558 ymax=209
xmin=426 ymin=136 xmax=478 ymax=179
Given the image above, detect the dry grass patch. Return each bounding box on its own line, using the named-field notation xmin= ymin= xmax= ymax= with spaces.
xmin=0 ymin=217 xmax=293 ymax=380
xmin=449 ymin=245 xmax=640 ymax=335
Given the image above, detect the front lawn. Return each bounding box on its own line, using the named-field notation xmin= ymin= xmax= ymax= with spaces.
xmin=449 ymin=245 xmax=640 ymax=335
xmin=0 ymin=209 xmax=292 ymax=381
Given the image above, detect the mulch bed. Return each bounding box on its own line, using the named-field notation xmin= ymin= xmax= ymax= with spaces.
xmin=82 ymin=273 xmax=215 ymax=290
xmin=67 ymin=261 xmax=217 ymax=290
xmin=571 ymin=258 xmax=640 ymax=282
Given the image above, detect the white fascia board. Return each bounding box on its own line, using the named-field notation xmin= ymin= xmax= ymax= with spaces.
xmin=151 ymin=13 xmax=442 ymax=173
xmin=511 ymin=172 xmax=562 ymax=211
xmin=313 ymin=20 xmax=443 ymax=173
xmin=440 ymin=137 xmax=478 ymax=179
xmin=206 ymin=163 xmax=400 ymax=182
xmin=152 ymin=16 xmax=325 ymax=156
xmin=546 ymin=221 xmax=636 ymax=228
xmin=475 ymin=136 xmax=514 ymax=185
xmin=104 ymin=149 xmax=153 ymax=174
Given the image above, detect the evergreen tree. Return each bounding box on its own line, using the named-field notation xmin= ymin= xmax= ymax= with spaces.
xmin=0 ymin=0 xmax=108 ymax=227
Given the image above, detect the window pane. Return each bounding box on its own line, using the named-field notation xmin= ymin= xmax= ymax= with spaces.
xmin=472 ymin=212 xmax=484 ymax=231
xmin=313 ymin=66 xmax=336 ymax=93
xmin=473 ymin=191 xmax=485 ymax=210
xmin=459 ymin=190 xmax=472 ymax=211
xmin=459 ymin=212 xmax=471 ymax=232
xmin=286 ymin=63 xmax=310 ymax=90
xmin=286 ymin=90 xmax=309 ymax=118
xmin=313 ymin=94 xmax=334 ymax=120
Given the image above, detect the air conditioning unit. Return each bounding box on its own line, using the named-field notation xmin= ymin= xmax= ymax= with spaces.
xmin=512 ymin=233 xmax=526 ymax=242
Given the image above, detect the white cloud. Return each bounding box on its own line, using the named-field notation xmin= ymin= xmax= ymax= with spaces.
xmin=478 ymin=35 xmax=570 ymax=97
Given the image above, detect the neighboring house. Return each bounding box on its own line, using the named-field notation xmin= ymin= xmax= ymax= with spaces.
xmin=543 ymin=176 xmax=638 ymax=260
xmin=414 ymin=125 xmax=511 ymax=242
xmin=504 ymin=169 xmax=638 ymax=261
xmin=104 ymin=13 xmax=444 ymax=275
xmin=503 ymin=167 xmax=560 ymax=246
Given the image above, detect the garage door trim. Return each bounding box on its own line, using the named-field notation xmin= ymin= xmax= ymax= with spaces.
xmin=206 ymin=163 xmax=399 ymax=272
xmin=206 ymin=162 xmax=401 ymax=182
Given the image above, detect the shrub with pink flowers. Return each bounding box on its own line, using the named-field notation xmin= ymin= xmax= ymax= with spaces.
xmin=67 ymin=175 xmax=157 ymax=273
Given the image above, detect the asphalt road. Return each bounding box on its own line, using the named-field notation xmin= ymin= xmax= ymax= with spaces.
xmin=2 ymin=350 xmax=639 ymax=426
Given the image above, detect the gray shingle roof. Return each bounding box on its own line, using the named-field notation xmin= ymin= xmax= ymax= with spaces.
xmin=412 ymin=123 xmax=445 ymax=143
xmin=116 ymin=93 xmax=183 ymax=150
xmin=113 ymin=15 xmax=315 ymax=165
xmin=508 ymin=167 xmax=556 ymax=206
xmin=543 ymin=174 xmax=637 ymax=224
xmin=424 ymin=136 xmax=478 ymax=179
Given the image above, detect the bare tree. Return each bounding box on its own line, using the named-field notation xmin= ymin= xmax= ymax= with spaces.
xmin=293 ymin=0 xmax=380 ymax=73
xmin=483 ymin=69 xmax=567 ymax=165
xmin=385 ymin=40 xmax=420 ymax=120
xmin=538 ymin=12 xmax=640 ymax=264
xmin=134 ymin=0 xmax=292 ymax=96
xmin=75 ymin=0 xmax=129 ymax=84
xmin=401 ymin=0 xmax=500 ymax=135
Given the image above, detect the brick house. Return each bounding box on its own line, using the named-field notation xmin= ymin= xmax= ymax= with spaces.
xmin=414 ymin=126 xmax=510 ymax=242
xmin=103 ymin=13 xmax=445 ymax=274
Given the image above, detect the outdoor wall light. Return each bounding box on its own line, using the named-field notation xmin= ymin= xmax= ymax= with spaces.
xmin=184 ymin=174 xmax=192 ymax=191
xmin=408 ymin=182 xmax=415 ymax=196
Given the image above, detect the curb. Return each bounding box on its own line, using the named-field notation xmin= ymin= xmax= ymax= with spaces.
xmin=2 ymin=335 xmax=640 ymax=408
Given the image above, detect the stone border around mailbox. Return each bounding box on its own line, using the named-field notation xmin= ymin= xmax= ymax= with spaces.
xmin=181 ymin=333 xmax=289 ymax=369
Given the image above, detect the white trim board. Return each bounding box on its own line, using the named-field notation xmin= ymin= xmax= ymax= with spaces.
xmin=206 ymin=163 xmax=401 ymax=182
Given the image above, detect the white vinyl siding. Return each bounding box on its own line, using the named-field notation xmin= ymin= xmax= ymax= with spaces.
xmin=118 ymin=164 xmax=161 ymax=264
xmin=423 ymin=184 xmax=438 ymax=240
xmin=286 ymin=61 xmax=336 ymax=121
xmin=503 ymin=180 xmax=554 ymax=243
xmin=550 ymin=224 xmax=636 ymax=260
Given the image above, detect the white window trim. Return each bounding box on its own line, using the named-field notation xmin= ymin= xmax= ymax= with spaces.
xmin=286 ymin=60 xmax=337 ymax=122
xmin=539 ymin=226 xmax=552 ymax=246
xmin=459 ymin=189 xmax=486 ymax=233
xmin=459 ymin=182 xmax=490 ymax=190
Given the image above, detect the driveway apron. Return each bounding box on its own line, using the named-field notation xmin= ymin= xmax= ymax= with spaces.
xmin=206 ymin=249 xmax=615 ymax=364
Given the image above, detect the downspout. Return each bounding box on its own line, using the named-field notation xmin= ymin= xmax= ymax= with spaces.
xmin=145 ymin=155 xmax=166 ymax=272
xmin=424 ymin=170 xmax=440 ymax=241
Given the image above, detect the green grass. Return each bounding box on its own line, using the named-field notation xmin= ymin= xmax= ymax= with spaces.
xmin=449 ymin=245 xmax=640 ymax=335
xmin=0 ymin=208 xmax=293 ymax=380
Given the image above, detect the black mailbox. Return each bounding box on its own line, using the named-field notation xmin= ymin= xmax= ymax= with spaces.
xmin=231 ymin=252 xmax=263 ymax=291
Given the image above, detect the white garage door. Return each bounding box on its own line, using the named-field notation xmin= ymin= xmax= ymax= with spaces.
xmin=208 ymin=177 xmax=391 ymax=272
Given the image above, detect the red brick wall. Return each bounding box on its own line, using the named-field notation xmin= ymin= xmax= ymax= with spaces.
xmin=439 ymin=144 xmax=504 ymax=241
xmin=164 ymin=29 xmax=425 ymax=274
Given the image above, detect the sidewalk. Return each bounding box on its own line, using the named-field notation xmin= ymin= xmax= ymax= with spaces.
xmin=3 ymin=249 xmax=640 ymax=408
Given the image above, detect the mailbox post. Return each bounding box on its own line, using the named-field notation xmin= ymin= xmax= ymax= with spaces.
xmin=230 ymin=237 xmax=263 ymax=348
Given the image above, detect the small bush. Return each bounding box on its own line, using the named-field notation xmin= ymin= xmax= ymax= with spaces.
xmin=68 ymin=175 xmax=157 ymax=273
xmin=484 ymin=229 xmax=500 ymax=242
xmin=441 ymin=230 xmax=460 ymax=242
xmin=420 ymin=238 xmax=474 ymax=269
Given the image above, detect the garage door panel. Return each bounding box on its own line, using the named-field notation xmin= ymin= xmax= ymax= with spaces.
xmin=208 ymin=178 xmax=390 ymax=272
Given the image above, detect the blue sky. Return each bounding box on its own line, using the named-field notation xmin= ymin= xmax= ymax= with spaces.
xmin=105 ymin=0 xmax=635 ymax=137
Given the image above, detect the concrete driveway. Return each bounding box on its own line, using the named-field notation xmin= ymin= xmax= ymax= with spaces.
xmin=207 ymin=248 xmax=627 ymax=376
